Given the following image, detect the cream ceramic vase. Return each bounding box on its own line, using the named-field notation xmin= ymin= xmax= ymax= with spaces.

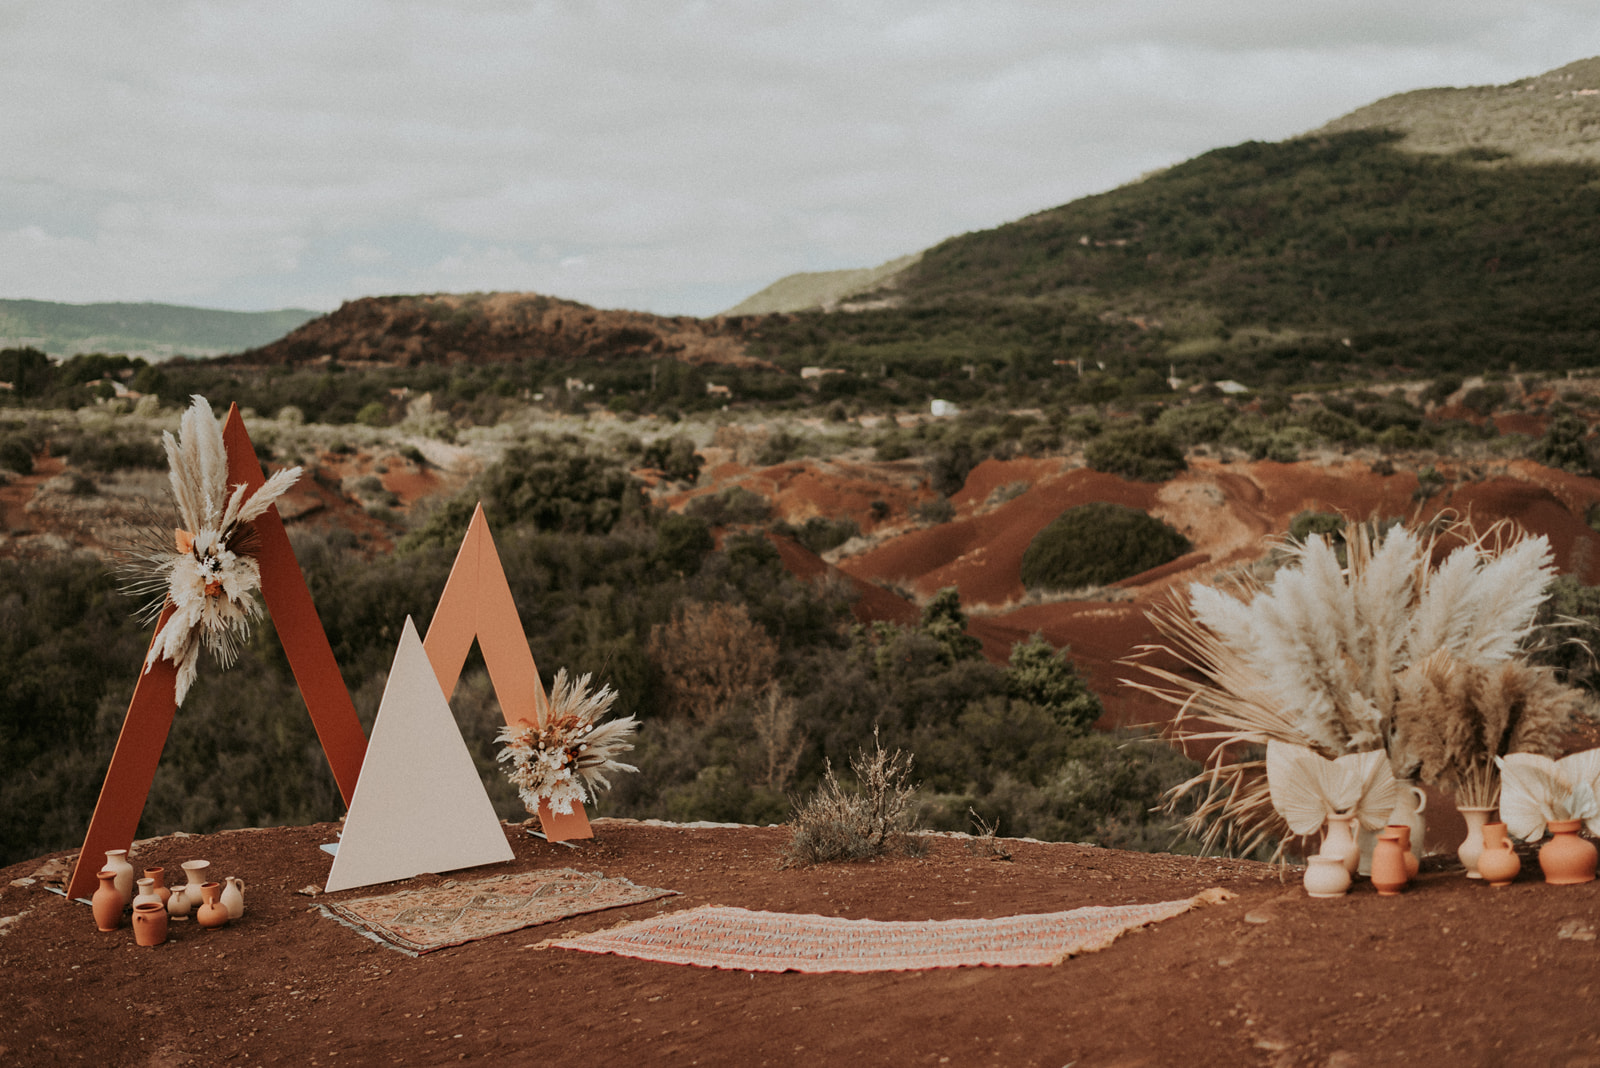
xmin=221 ymin=877 xmax=246 ymax=920
xmin=132 ymin=877 xmax=163 ymax=911
xmin=167 ymin=884 xmax=192 ymax=918
xmin=181 ymin=860 xmax=211 ymax=909
xmin=103 ymin=849 xmax=136 ymax=905
xmin=1320 ymin=814 xmax=1361 ymax=875
xmin=1304 ymin=854 xmax=1353 ymax=898
xmin=1456 ymin=806 xmax=1495 ymax=879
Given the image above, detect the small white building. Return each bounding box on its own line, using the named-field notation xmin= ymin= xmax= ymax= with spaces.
xmin=930 ymin=399 xmax=959 ymax=417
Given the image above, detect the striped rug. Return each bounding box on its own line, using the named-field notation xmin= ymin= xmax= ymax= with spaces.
xmin=550 ymin=888 xmax=1231 ymax=972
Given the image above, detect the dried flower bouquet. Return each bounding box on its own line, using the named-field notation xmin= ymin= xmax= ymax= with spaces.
xmin=496 ymin=669 xmax=638 ymax=815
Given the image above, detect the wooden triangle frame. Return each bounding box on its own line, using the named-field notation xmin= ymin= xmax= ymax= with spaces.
xmin=422 ymin=503 xmax=593 ymax=841
xmin=66 ymin=404 xmax=369 ymax=900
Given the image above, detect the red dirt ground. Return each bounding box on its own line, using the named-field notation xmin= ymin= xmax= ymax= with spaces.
xmin=4 ymin=820 xmax=1597 ymax=1066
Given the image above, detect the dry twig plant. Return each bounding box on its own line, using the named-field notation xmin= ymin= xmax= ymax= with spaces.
xmin=780 ymin=729 xmax=924 ymax=867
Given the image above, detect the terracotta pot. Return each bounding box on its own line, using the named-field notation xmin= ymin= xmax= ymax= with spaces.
xmin=1539 ymin=819 xmax=1598 ymax=885
xmin=103 ymin=848 xmax=135 ymax=906
xmin=196 ymin=882 xmax=229 ymax=929
xmin=1456 ymin=807 xmax=1495 ymax=879
xmin=1304 ymin=854 xmax=1352 ymax=898
xmin=1478 ymin=822 xmax=1521 ymax=888
xmin=1387 ymin=824 xmax=1420 ymax=881
xmin=91 ymin=870 xmax=124 ymax=931
xmin=180 ymin=860 xmax=210 ymax=910
xmin=1320 ymin=814 xmax=1361 ymax=876
xmin=1388 ymin=784 xmax=1428 ymax=861
xmin=221 ymin=876 xmax=246 ymax=921
xmin=142 ymin=867 xmax=171 ymax=907
xmin=132 ymin=902 xmax=168 ymax=947
xmin=1371 ymin=829 xmax=1410 ymax=896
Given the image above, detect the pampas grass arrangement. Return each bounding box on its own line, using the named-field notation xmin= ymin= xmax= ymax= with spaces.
xmin=1126 ymin=515 xmax=1589 ymax=856
xmin=496 ymin=669 xmax=638 ymax=816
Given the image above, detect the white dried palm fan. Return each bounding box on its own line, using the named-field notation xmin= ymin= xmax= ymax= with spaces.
xmin=123 ymin=396 xmax=302 ymax=705
xmin=1496 ymin=750 xmax=1600 ymax=840
xmin=1266 ymin=741 xmax=1396 ymax=836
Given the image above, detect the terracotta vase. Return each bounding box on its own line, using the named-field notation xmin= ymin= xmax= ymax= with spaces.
xmin=132 ymin=902 xmax=168 ymax=947
xmin=103 ymin=848 xmax=136 ymax=906
xmin=1389 ymin=784 xmax=1428 ymax=861
xmin=180 ymin=860 xmax=211 ymax=910
xmin=1304 ymin=854 xmax=1352 ymax=898
xmin=1456 ymin=807 xmax=1495 ymax=879
xmin=132 ymin=877 xmax=163 ymax=911
xmin=196 ymin=882 xmax=229 ymax=929
xmin=1371 ymin=829 xmax=1410 ymax=896
xmin=142 ymin=867 xmax=171 ymax=907
xmin=1539 ymin=819 xmax=1598 ymax=885
xmin=91 ymin=870 xmax=124 ymax=931
xmin=1388 ymin=824 xmax=1421 ymax=881
xmin=221 ymin=877 xmax=246 ymax=921
xmin=1478 ymin=822 xmax=1521 ymax=888
xmin=1320 ymin=814 xmax=1361 ymax=875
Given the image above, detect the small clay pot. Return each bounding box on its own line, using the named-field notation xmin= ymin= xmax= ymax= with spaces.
xmin=196 ymin=882 xmax=229 ymax=930
xmin=91 ymin=870 xmax=124 ymax=932
xmin=132 ymin=902 xmax=168 ymax=947
xmin=142 ymin=867 xmax=171 ymax=907
xmin=1477 ymin=822 xmax=1521 ymax=888
xmin=1387 ymin=824 xmax=1420 ymax=881
xmin=1539 ymin=819 xmax=1598 ymax=885
xmin=1371 ymin=829 xmax=1410 ymax=896
xmin=1304 ymin=854 xmax=1352 ymax=898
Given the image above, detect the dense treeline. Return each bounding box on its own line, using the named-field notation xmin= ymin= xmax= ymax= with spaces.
xmin=0 ymin=434 xmax=1199 ymax=867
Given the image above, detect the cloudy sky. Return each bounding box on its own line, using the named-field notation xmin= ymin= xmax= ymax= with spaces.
xmin=5 ymin=2 xmax=1600 ymax=318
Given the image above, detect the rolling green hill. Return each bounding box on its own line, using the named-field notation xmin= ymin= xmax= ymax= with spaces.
xmin=0 ymin=299 xmax=319 ymax=361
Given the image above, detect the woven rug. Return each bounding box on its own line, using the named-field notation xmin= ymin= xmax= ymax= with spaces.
xmin=550 ymin=888 xmax=1231 ymax=972
xmin=319 ymin=868 xmax=677 ymax=955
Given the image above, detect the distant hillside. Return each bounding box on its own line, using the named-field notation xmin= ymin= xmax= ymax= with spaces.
xmin=721 ymin=252 xmax=921 ymax=316
xmin=234 ymin=291 xmax=773 ymax=370
xmin=0 ymin=299 xmax=318 ymax=361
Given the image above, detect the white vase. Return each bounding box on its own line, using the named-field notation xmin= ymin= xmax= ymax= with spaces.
xmin=1456 ymin=806 xmax=1495 ymax=879
xmin=1304 ymin=854 xmax=1353 ymax=898
xmin=103 ymin=849 xmax=136 ymax=905
xmin=1320 ymin=814 xmax=1361 ymax=875
xmin=1388 ymin=783 xmax=1427 ymax=858
xmin=131 ymin=877 xmax=163 ymax=911
xmin=180 ymin=860 xmax=211 ymax=909
xmin=221 ymin=876 xmax=246 ymax=920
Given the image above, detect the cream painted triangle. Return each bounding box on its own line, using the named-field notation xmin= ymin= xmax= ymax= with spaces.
xmin=324 ymin=616 xmax=514 ymax=893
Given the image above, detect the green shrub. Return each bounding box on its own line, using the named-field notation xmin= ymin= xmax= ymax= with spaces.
xmin=1020 ymin=502 xmax=1190 ymax=590
xmin=793 ymin=516 xmax=860 ymax=555
xmin=1005 ymin=634 xmax=1103 ymax=734
xmin=1084 ymin=426 xmax=1185 ymax=481
xmin=684 ymin=486 xmax=771 ymax=526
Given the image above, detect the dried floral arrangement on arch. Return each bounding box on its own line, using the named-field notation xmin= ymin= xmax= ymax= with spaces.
xmin=119 ymin=396 xmax=302 ymax=705
xmin=496 ymin=669 xmax=639 ymax=816
xmin=1124 ymin=516 xmax=1590 ymax=856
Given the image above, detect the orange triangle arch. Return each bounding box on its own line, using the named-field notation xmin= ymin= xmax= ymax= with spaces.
xmin=67 ymin=404 xmax=369 ymax=900
xmin=422 ymin=503 xmax=593 ymax=841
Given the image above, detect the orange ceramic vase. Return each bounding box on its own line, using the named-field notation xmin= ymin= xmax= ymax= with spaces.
xmin=142 ymin=867 xmax=171 ymax=907
xmin=1388 ymin=824 xmax=1420 ymax=881
xmin=132 ymin=902 xmax=168 ymax=947
xmin=1539 ymin=819 xmax=1598 ymax=885
xmin=1477 ymin=822 xmax=1521 ymax=888
xmin=196 ymin=882 xmax=229 ymax=929
xmin=91 ymin=870 xmax=124 ymax=931
xmin=1371 ymin=829 xmax=1410 ymax=896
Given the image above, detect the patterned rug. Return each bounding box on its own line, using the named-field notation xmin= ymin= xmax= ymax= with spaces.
xmin=320 ymin=868 xmax=677 ymax=955
xmin=550 ymin=889 xmax=1231 ymax=972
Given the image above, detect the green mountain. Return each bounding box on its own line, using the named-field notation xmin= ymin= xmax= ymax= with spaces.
xmin=0 ymin=299 xmax=320 ymax=361
xmin=735 ymin=58 xmax=1600 ymax=394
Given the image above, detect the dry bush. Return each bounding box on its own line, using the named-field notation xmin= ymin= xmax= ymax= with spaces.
xmin=752 ymin=685 xmax=805 ymax=793
xmin=780 ymin=730 xmax=925 ymax=867
xmin=648 ymin=601 xmax=778 ymax=723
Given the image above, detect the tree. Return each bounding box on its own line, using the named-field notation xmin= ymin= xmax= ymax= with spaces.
xmin=1005 ymin=633 xmax=1103 ymax=733
xmin=918 ymin=587 xmax=983 ymax=664
xmin=648 ymin=601 xmax=779 ymax=722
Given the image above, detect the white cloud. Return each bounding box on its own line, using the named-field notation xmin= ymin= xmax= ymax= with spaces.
xmin=3 ymin=2 xmax=1600 ymax=315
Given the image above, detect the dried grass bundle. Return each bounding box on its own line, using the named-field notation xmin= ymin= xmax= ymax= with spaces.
xmin=496 ymin=669 xmax=638 ymax=816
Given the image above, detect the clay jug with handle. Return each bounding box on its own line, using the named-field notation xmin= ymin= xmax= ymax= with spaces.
xmin=221 ymin=877 xmax=246 ymax=920
xmin=1478 ymin=821 xmax=1521 ymax=888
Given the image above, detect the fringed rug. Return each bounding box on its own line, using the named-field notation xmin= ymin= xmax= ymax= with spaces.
xmin=319 ymin=868 xmax=677 ymax=955
xmin=550 ymin=888 xmax=1232 ymax=972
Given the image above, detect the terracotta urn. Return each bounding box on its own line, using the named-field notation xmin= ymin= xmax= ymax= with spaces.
xmin=1304 ymin=854 xmax=1353 ymax=898
xmin=132 ymin=877 xmax=163 ymax=911
xmin=1539 ymin=819 xmax=1598 ymax=885
xmin=221 ymin=877 xmax=246 ymax=921
xmin=1478 ymin=822 xmax=1521 ymax=888
xmin=1320 ymin=814 xmax=1361 ymax=875
xmin=142 ymin=867 xmax=171 ymax=907
xmin=91 ymin=870 xmax=124 ymax=931
xmin=1456 ymin=807 xmax=1495 ymax=879
xmin=1371 ymin=829 xmax=1410 ymax=896
xmin=103 ymin=848 xmax=136 ymax=906
xmin=180 ymin=860 xmax=211 ymax=909
xmin=132 ymin=902 xmax=168 ymax=947
xmin=196 ymin=882 xmax=229 ymax=930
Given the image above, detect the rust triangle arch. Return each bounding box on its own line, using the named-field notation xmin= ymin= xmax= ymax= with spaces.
xmin=66 ymin=404 xmax=369 ymax=901
xmin=324 ymin=617 xmax=515 ymax=893
xmin=421 ymin=502 xmax=593 ymax=841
